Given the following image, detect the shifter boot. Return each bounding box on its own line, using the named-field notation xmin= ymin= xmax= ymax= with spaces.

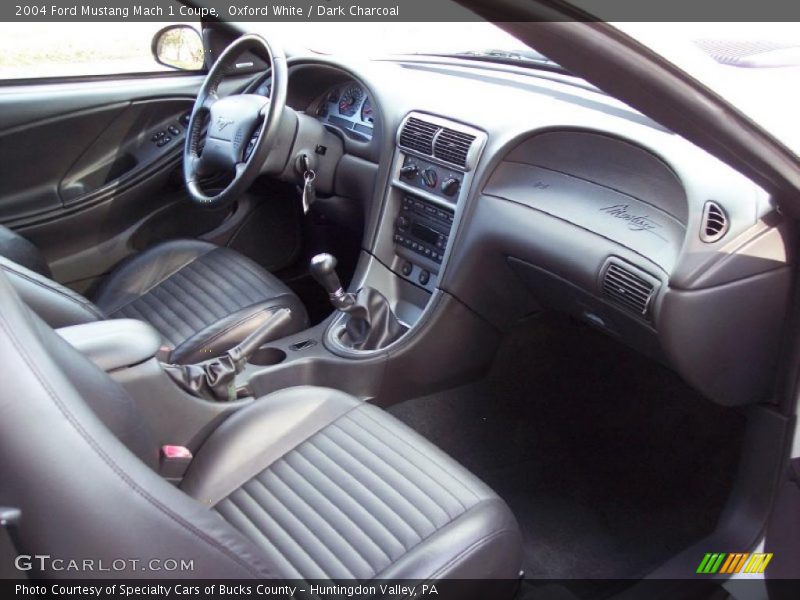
xmin=341 ymin=287 xmax=407 ymax=351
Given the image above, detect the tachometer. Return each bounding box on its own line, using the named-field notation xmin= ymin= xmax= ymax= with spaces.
xmin=338 ymin=85 xmax=364 ymax=117
xmin=361 ymin=97 xmax=374 ymax=123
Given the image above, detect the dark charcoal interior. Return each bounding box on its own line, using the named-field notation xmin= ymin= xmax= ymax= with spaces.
xmin=389 ymin=314 xmax=746 ymax=590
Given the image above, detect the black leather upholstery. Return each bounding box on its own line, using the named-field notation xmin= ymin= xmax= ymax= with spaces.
xmin=0 ymin=268 xmax=523 ymax=588
xmin=0 ymin=232 xmax=308 ymax=363
xmin=0 ymin=270 xmax=277 ymax=579
xmin=93 ymin=240 xmax=308 ymax=363
xmin=183 ymin=387 xmax=523 ymax=581
xmin=0 ymin=257 xmax=105 ymax=328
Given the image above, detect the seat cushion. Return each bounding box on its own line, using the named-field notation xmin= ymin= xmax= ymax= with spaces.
xmin=181 ymin=387 xmax=523 ymax=584
xmin=92 ymin=240 xmax=308 ymax=363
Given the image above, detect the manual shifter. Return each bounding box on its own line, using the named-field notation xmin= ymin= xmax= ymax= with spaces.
xmin=163 ymin=308 xmax=293 ymax=402
xmin=310 ymin=253 xmax=406 ymax=351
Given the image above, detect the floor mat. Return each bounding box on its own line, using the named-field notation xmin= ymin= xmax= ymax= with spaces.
xmin=388 ymin=314 xmax=747 ymax=586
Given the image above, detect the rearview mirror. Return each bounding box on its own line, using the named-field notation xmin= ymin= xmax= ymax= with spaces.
xmin=152 ymin=25 xmax=204 ymax=71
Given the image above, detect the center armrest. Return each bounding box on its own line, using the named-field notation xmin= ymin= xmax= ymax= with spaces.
xmin=56 ymin=319 xmax=162 ymax=372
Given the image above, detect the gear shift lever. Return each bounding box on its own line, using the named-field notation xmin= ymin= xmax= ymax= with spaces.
xmin=310 ymin=253 xmax=354 ymax=311
xmin=310 ymin=253 xmax=406 ymax=351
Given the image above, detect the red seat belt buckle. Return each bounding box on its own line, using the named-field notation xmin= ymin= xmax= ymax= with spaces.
xmin=159 ymin=445 xmax=193 ymax=481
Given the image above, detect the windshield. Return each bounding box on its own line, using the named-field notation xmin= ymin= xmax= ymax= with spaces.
xmin=246 ymin=22 xmax=531 ymax=57
xmin=615 ymin=23 xmax=800 ymax=157
xmin=246 ymin=20 xmax=800 ymax=156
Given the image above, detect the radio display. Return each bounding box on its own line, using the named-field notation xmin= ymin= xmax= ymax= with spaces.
xmin=411 ymin=223 xmax=439 ymax=246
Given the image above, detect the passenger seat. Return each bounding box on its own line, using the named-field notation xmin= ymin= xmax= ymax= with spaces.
xmin=0 ymin=268 xmax=522 ymax=593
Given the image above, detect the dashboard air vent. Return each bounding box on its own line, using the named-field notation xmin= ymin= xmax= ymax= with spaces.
xmin=602 ymin=263 xmax=656 ymax=318
xmin=399 ymin=117 xmax=439 ymax=154
xmin=700 ymin=201 xmax=729 ymax=243
xmin=434 ymin=128 xmax=476 ymax=167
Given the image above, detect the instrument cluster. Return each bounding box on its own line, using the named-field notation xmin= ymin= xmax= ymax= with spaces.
xmin=314 ymin=82 xmax=374 ymax=141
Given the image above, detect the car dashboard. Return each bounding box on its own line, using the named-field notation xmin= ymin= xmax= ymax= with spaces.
xmin=252 ymin=53 xmax=793 ymax=407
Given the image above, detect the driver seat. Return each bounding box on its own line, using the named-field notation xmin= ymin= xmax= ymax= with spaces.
xmin=0 ymin=226 xmax=308 ymax=364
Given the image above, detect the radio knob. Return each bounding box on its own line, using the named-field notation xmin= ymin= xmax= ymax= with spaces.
xmin=421 ymin=168 xmax=438 ymax=188
xmin=441 ymin=177 xmax=460 ymax=197
xmin=396 ymin=215 xmax=410 ymax=230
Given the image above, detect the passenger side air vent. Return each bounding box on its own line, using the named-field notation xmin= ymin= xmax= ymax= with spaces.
xmin=434 ymin=128 xmax=476 ymax=168
xmin=399 ymin=117 xmax=439 ymax=154
xmin=602 ymin=262 xmax=657 ymax=318
xmin=700 ymin=201 xmax=729 ymax=243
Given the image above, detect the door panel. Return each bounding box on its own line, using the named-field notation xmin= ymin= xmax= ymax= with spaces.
xmin=59 ymin=99 xmax=194 ymax=207
xmin=0 ymin=74 xmax=225 ymax=290
xmin=0 ymin=103 xmax=125 ymax=221
xmin=0 ymin=70 xmax=290 ymax=293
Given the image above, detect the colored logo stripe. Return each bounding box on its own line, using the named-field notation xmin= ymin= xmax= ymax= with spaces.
xmin=697 ymin=553 xmax=726 ymax=574
xmin=744 ymin=553 xmax=773 ymax=574
xmin=697 ymin=553 xmax=773 ymax=574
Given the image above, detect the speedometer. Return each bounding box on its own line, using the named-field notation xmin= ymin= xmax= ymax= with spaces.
xmin=338 ymin=85 xmax=364 ymax=117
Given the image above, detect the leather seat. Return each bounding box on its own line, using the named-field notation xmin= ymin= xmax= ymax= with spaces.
xmin=0 ymin=226 xmax=308 ymax=363
xmin=0 ymin=268 xmax=523 ymax=590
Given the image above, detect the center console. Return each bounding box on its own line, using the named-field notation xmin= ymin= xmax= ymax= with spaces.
xmin=379 ymin=113 xmax=487 ymax=294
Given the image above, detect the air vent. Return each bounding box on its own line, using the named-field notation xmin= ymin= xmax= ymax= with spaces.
xmin=602 ymin=263 xmax=656 ymax=318
xmin=434 ymin=128 xmax=476 ymax=167
xmin=700 ymin=201 xmax=729 ymax=243
xmin=399 ymin=117 xmax=439 ymax=155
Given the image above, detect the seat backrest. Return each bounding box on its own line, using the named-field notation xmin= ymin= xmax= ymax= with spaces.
xmin=0 ymin=256 xmax=105 ymax=329
xmin=0 ymin=268 xmax=274 ymax=578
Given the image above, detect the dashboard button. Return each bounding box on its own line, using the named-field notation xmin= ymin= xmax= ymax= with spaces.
xmin=168 ymin=125 xmax=181 ymax=136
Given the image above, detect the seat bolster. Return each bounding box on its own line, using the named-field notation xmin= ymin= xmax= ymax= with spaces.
xmin=0 ymin=257 xmax=105 ymax=328
xmin=182 ymin=387 xmax=361 ymax=506
xmin=93 ymin=240 xmax=216 ymax=314
xmin=170 ymin=296 xmax=309 ymax=365
xmin=376 ymin=497 xmax=523 ymax=582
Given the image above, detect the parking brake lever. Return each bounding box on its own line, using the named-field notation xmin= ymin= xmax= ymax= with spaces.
xmin=163 ymin=308 xmax=293 ymax=402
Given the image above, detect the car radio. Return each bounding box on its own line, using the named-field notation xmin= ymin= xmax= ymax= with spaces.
xmin=393 ymin=195 xmax=454 ymax=265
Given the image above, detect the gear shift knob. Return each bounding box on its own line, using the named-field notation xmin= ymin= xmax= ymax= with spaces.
xmin=310 ymin=253 xmax=352 ymax=310
xmin=310 ymin=253 xmax=341 ymax=294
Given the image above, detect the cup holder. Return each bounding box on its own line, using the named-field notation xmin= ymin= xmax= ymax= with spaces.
xmin=248 ymin=347 xmax=287 ymax=366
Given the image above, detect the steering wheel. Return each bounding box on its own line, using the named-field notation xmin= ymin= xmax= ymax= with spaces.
xmin=184 ymin=34 xmax=287 ymax=207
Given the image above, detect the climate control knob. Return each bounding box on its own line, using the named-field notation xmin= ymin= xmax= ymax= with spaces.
xmin=400 ymin=163 xmax=418 ymax=179
xmin=441 ymin=177 xmax=460 ymax=197
xmin=421 ymin=168 xmax=438 ymax=188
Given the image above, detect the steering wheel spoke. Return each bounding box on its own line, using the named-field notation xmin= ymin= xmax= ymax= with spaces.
xmin=203 ymin=94 xmax=218 ymax=111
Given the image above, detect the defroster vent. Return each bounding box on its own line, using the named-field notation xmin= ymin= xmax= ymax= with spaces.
xmin=602 ymin=262 xmax=657 ymax=318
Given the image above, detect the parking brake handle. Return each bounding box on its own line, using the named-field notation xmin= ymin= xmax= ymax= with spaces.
xmin=163 ymin=308 xmax=293 ymax=402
